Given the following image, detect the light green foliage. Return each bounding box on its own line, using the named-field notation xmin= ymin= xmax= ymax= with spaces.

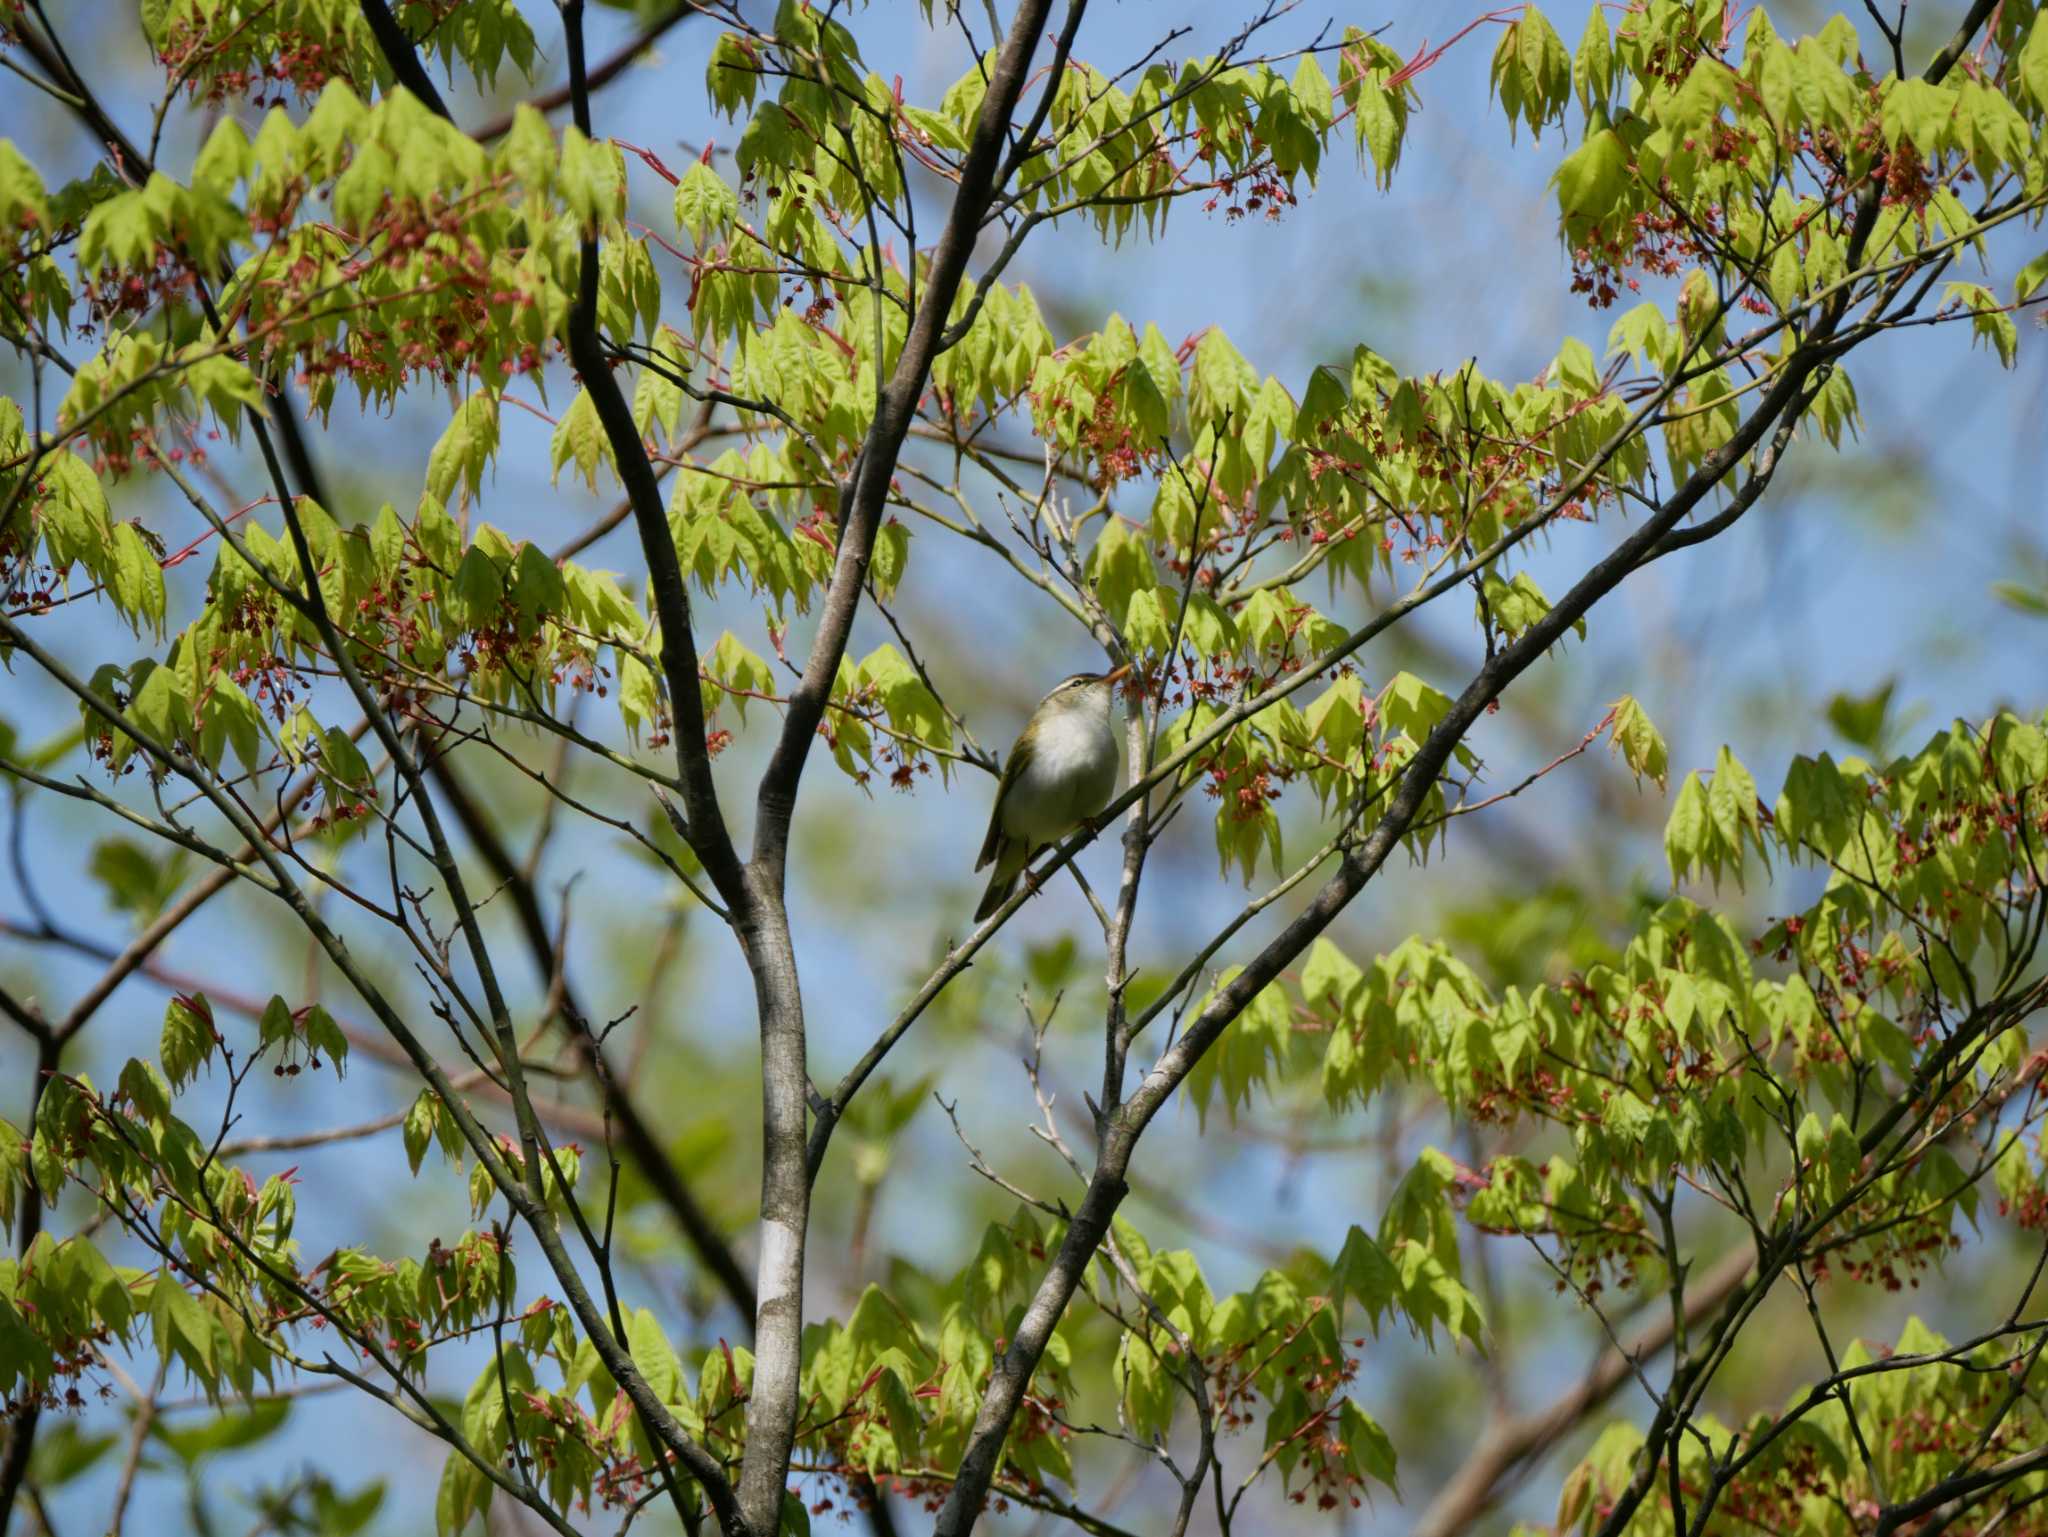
xmin=1339 ymin=31 xmax=1416 ymax=186
xmin=402 ymin=1089 xmax=465 ymax=1177
xmin=255 ymin=994 xmax=349 ymax=1078
xmin=27 ymin=0 xmax=1986 ymax=891
xmin=426 ymin=393 xmax=500 ymax=504
xmin=1493 ymin=8 xmax=1573 ymax=140
xmin=632 ymin=324 xmax=693 ymax=440
xmin=548 ymin=389 xmax=614 ymax=491
xmin=1184 ymin=968 xmax=1299 ymax=1122
xmin=143 ymin=0 xmax=536 ymax=106
xmin=1287 ymin=710 xmax=2048 ymax=1295
xmin=1607 ymin=694 xmax=1669 ymax=789
xmin=160 ymin=993 xmax=218 ymax=1091
xmin=1664 ymin=745 xmax=1768 ymax=888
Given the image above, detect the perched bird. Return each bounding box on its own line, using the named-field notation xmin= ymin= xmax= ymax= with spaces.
xmin=973 ymin=665 xmax=1130 ymax=922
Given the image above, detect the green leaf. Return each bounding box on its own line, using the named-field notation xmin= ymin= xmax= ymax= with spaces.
xmin=1554 ymin=129 xmax=1627 ymax=225
xmin=632 ymin=326 xmax=691 ymax=441
xmin=89 ymin=837 xmax=186 ymax=923
xmin=1183 ymin=968 xmax=1292 ymax=1122
xmin=1665 ymin=772 xmax=1709 ymax=884
xmin=149 ymin=1271 xmax=217 ymax=1385
xmin=1189 ymin=326 xmax=1256 ymax=435
xmin=557 ymin=126 xmax=623 ymax=231
xmin=1479 ymin=570 xmax=1584 ymax=641
xmin=1573 ymin=6 xmax=1612 ymax=113
xmin=199 ymin=677 xmax=263 ymax=776
xmin=319 ymin=726 xmax=373 ymax=792
xmin=77 ymin=186 xmax=164 ymax=274
xmin=1338 ymin=1398 xmax=1399 ymax=1492
xmin=1707 ymin=747 xmax=1760 ymax=858
xmin=331 ymin=140 xmax=394 ymax=230
xmin=435 ymin=1445 xmax=489 ymax=1537
xmin=2023 ymin=14 xmax=2048 ymax=114
xmin=1113 ymin=1330 xmax=1177 ymax=1438
xmin=69 ymin=1237 xmax=134 ymax=1335
xmin=1825 ymin=681 xmax=1895 ymax=752
xmin=871 ymin=519 xmax=910 ymax=600
xmin=550 ymin=389 xmax=615 ymax=490
xmin=1756 ymin=37 xmax=1799 ymax=137
xmin=856 ymin=643 xmax=949 ymax=751
xmin=1084 ymin=518 xmax=1155 ymax=629
xmin=1792 ymin=37 xmax=1860 ymax=133
xmin=303 ymin=1005 xmax=349 ymax=1077
xmin=1991 ymin=581 xmax=2048 ymax=618
xmin=1293 ymin=52 xmax=1335 ymax=124
xmin=628 ymin=1307 xmax=683 ymax=1402
xmin=1607 ymin=301 xmax=1671 ymax=371
xmin=1607 ymin=696 xmax=1668 ymax=790
xmin=708 ymin=630 xmax=775 ymax=721
xmin=107 ymin=522 xmax=168 ymax=638
xmin=452 ymin=545 xmax=505 ymax=630
xmin=126 ymin=660 xmax=192 ymax=759
xmin=0 ymin=1114 xmax=23 ymax=1237
xmin=1331 ymin=1225 xmax=1401 ymax=1333
xmin=1553 ymin=335 xmax=1600 ymax=395
xmin=1302 ymin=937 xmax=1366 ymax=1016
xmin=190 ymin=117 xmax=252 ymax=193
xmin=508 ymin=543 xmax=567 ymax=628
xmin=0 ymin=139 xmax=51 ymax=231
xmin=258 ymin=995 xmax=296 ymax=1051
xmin=1380 ymin=672 xmax=1453 ymax=742
xmin=118 ymin=1058 xmax=171 ymax=1127
xmin=1123 ymin=587 xmax=1174 ymax=656
xmin=1945 ymin=282 xmax=2018 ymax=368
xmin=153 ymin=1398 xmax=289 ymax=1464
xmin=619 ymin=652 xmax=660 ymax=742
xmin=2016 ymin=251 xmax=2048 ymax=305
xmin=674 ymin=161 xmax=739 ymax=245
xmin=1665 ymin=58 xmax=1737 ymax=134
xmin=1881 ymin=77 xmax=1956 ymax=160
xmin=161 ymin=993 xmax=217 ymax=1091
xmin=707 ymin=32 xmax=762 ymax=117
xmin=425 ymin=394 xmax=500 ymax=506
xmin=402 ymin=1089 xmax=462 ymax=1177
xmin=183 ymin=352 xmax=266 ymax=439
xmin=1492 ymin=9 xmax=1569 ymax=138
xmin=28 ymin=1422 xmax=113 ymax=1488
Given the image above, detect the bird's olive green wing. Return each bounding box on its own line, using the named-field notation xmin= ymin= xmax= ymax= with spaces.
xmin=975 ymin=732 xmax=1035 ymax=871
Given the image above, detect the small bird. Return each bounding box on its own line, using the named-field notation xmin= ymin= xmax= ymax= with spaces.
xmin=973 ymin=665 xmax=1130 ymax=922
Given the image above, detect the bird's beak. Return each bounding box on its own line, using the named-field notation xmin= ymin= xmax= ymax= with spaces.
xmin=1103 ymin=663 xmax=1132 ymax=685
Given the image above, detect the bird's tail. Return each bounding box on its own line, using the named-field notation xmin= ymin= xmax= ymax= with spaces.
xmin=973 ymin=868 xmax=1016 ymax=924
xmin=973 ymin=838 xmax=1031 ymax=923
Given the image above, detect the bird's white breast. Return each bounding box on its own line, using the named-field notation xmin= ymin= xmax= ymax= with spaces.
xmin=1000 ymin=709 xmax=1119 ymax=844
